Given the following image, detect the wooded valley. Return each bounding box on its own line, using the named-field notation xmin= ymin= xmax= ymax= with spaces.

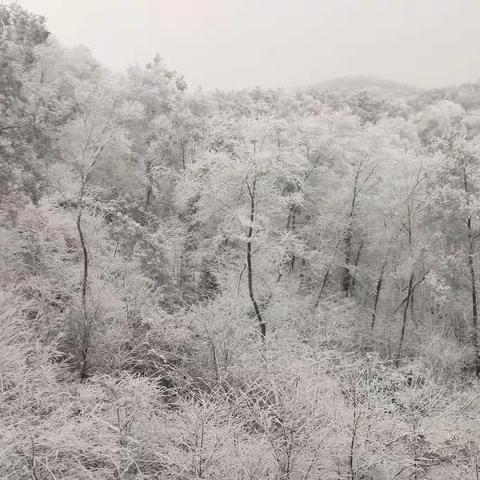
xmin=1 ymin=4 xmax=480 ymax=479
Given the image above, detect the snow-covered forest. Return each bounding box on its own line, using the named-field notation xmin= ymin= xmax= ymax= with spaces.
xmin=2 ymin=4 xmax=480 ymax=479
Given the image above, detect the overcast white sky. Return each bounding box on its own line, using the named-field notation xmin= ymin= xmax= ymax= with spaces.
xmin=14 ymin=0 xmax=480 ymax=91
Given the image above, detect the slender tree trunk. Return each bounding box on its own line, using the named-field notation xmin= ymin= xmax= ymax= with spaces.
xmin=181 ymin=141 xmax=186 ymax=170
xmin=314 ymin=265 xmax=331 ymax=308
xmin=72 ymin=112 xmax=114 ymax=381
xmin=343 ymin=164 xmax=362 ymax=296
xmin=315 ymin=236 xmax=344 ymax=307
xmin=285 ymin=204 xmax=297 ymax=270
xmin=351 ymin=240 xmax=363 ymax=290
xmin=342 ymin=219 xmax=353 ymax=295
xmin=406 ymin=203 xmax=416 ymax=325
xmin=348 ymin=387 xmax=358 ymax=480
xmin=246 ymin=178 xmax=265 ymax=341
xmin=144 ymin=160 xmax=152 ymax=213
xmin=290 ymin=206 xmax=297 ymax=271
xmin=394 ymin=199 xmax=416 ymax=364
xmin=463 ymin=164 xmax=480 ymax=376
xmin=342 ymin=157 xmax=379 ymax=296
xmin=395 ymin=271 xmax=414 ymax=367
xmin=468 ymin=223 xmax=480 ymax=376
xmin=29 ymin=439 xmax=38 ymax=480
xmin=144 ymin=187 xmax=152 ymax=213
xmin=410 ymin=290 xmax=416 ymax=325
xmin=77 ymin=210 xmax=88 ymax=306
xmin=371 ymin=261 xmax=386 ymax=329
xmin=76 ymin=207 xmax=89 ymax=381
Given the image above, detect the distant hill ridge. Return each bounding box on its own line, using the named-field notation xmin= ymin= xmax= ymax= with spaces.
xmin=307 ymin=75 xmax=424 ymax=97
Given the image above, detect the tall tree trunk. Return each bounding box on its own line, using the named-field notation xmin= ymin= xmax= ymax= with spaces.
xmin=144 ymin=160 xmax=152 ymax=214
xmin=77 ymin=210 xmax=88 ymax=306
xmin=406 ymin=203 xmax=416 ymax=326
xmin=371 ymin=261 xmax=386 ymax=329
xmin=285 ymin=205 xmax=297 ymax=271
xmin=76 ymin=207 xmax=89 ymax=381
xmin=395 ymin=271 xmax=414 ymax=367
xmin=343 ymin=171 xmax=359 ymax=296
xmin=246 ymin=178 xmax=266 ymax=341
xmin=468 ymin=221 xmax=480 ymax=376
xmin=290 ymin=206 xmax=297 ymax=271
xmin=342 ymin=219 xmax=353 ymax=295
xmin=463 ymin=165 xmax=480 ymax=376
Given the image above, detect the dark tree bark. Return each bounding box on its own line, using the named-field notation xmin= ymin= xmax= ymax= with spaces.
xmin=76 ymin=173 xmax=91 ymax=382
xmin=463 ymin=164 xmax=480 ymax=376
xmin=342 ymin=159 xmax=378 ymax=296
xmin=342 ymin=217 xmax=354 ymax=295
xmin=144 ymin=187 xmax=152 ymax=213
xmin=406 ymin=203 xmax=416 ymax=326
xmin=246 ymin=178 xmax=265 ymax=341
xmin=314 ymin=265 xmax=331 ymax=308
xmin=76 ymin=210 xmax=88 ymax=308
xmin=144 ymin=159 xmax=153 ymax=214
xmin=342 ymin=163 xmax=362 ymax=296
xmin=72 ymin=103 xmax=116 ymax=381
xmin=395 ymin=271 xmax=414 ymax=367
xmin=77 ymin=208 xmax=90 ymax=382
xmin=371 ymin=261 xmax=386 ymax=329
xmin=290 ymin=206 xmax=297 ymax=271
xmin=468 ymin=232 xmax=480 ymax=376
